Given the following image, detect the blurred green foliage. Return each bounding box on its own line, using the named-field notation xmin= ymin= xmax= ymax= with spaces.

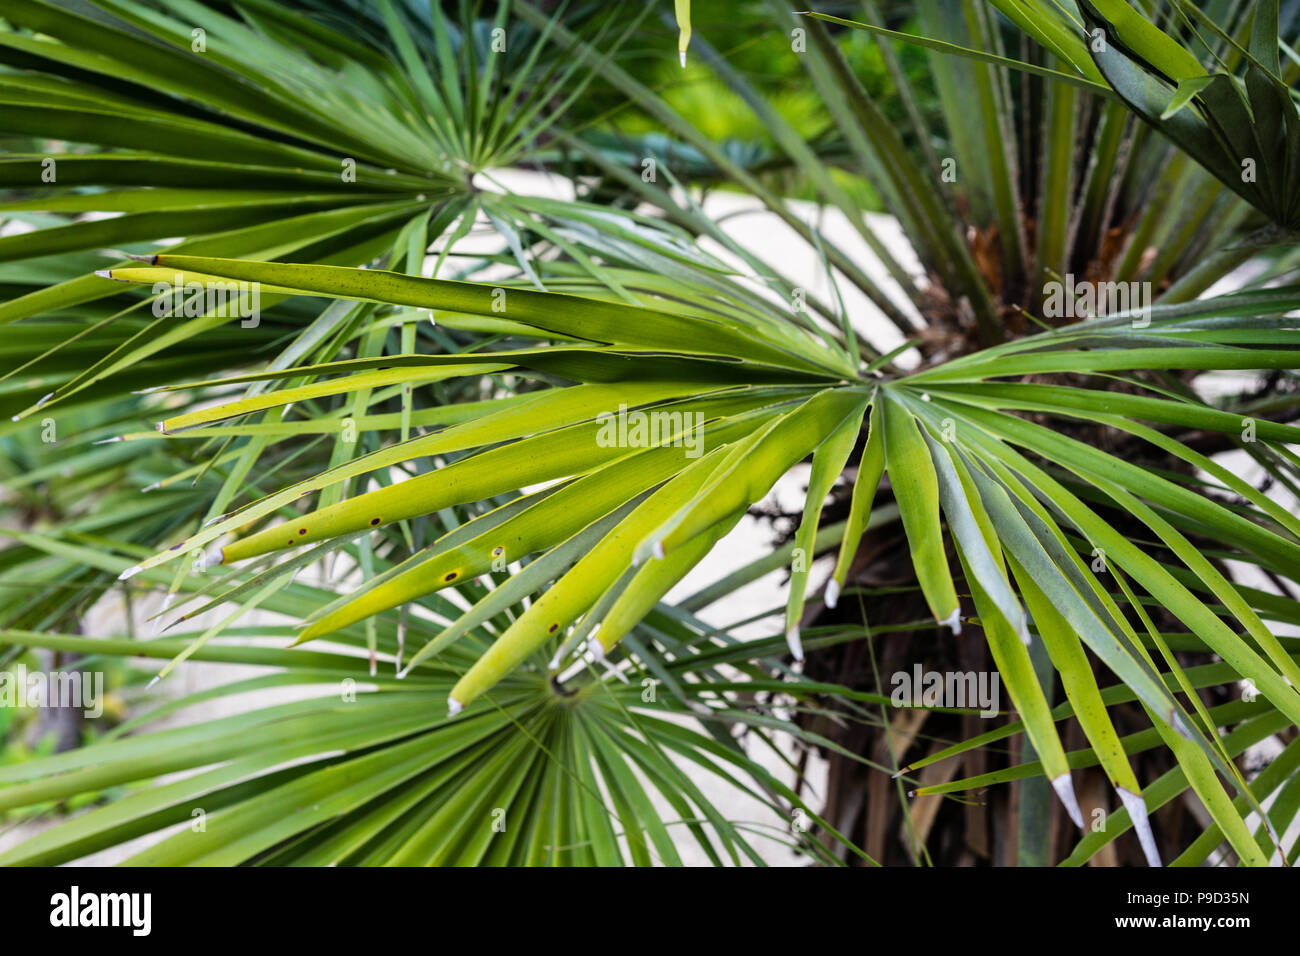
xmin=567 ymin=1 xmax=941 ymax=209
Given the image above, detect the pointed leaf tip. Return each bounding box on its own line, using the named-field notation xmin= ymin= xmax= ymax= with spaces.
xmin=1051 ymin=773 xmax=1084 ymax=828
xmin=118 ymin=564 xmax=142 ymax=581
xmin=939 ymin=608 xmax=962 ymax=635
xmin=1117 ymin=787 xmax=1162 ymax=867
xmin=447 ymin=696 xmax=463 ymax=718
xmin=674 ymin=0 xmax=691 ymax=68
xmin=785 ymin=626 xmax=804 ymax=662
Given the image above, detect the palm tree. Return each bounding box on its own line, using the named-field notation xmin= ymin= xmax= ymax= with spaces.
xmin=0 ymin=0 xmax=1297 ymax=866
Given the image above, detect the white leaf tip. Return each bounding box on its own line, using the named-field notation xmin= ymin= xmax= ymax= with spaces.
xmin=1117 ymin=787 xmax=1162 ymax=867
xmin=447 ymin=696 xmax=463 ymax=718
xmin=824 ymin=578 xmax=840 ymax=609
xmin=1051 ymin=773 xmax=1084 ymax=829
xmin=785 ymin=626 xmax=804 ymax=662
xmin=939 ymin=608 xmax=962 ymax=635
xmin=196 ymin=544 xmax=225 ymax=571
